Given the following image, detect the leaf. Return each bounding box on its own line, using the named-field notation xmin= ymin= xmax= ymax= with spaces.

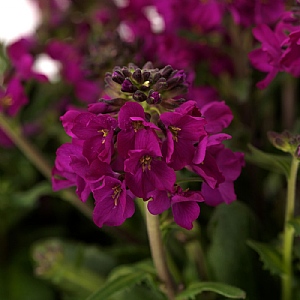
xmin=246 ymin=144 xmax=291 ymax=177
xmin=176 ymin=282 xmax=246 ymax=299
xmin=206 ymin=201 xmax=259 ymax=299
xmin=85 ymin=269 xmax=149 ymax=300
xmin=12 ymin=181 xmax=52 ymax=207
xmin=32 ymin=239 xmax=112 ymax=297
xmin=288 ymin=217 xmax=300 ymax=236
xmin=247 ymin=240 xmax=283 ymax=276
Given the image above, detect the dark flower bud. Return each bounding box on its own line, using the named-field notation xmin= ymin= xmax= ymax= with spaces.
xmin=112 ymin=70 xmax=125 ymax=84
xmin=160 ymin=65 xmax=173 ymax=78
xmin=145 ymin=112 xmax=151 ymax=122
xmin=147 ymin=90 xmax=161 ymax=104
xmin=166 ymin=84 xmax=188 ymax=98
xmin=143 ymin=61 xmax=154 ymax=69
xmin=121 ymin=67 xmax=131 ymax=78
xmin=100 ymin=97 xmax=127 ymax=108
xmin=121 ymin=78 xmax=137 ymax=93
xmin=268 ymin=130 xmax=300 ymax=155
xmin=152 ymin=72 xmax=161 ymax=84
xmin=133 ymin=90 xmax=147 ymax=102
xmin=132 ymin=68 xmax=143 ymax=84
xmin=142 ymin=71 xmax=151 ymax=82
xmin=153 ymin=77 xmax=168 ymax=92
xmin=166 ymin=77 xmax=181 ymax=90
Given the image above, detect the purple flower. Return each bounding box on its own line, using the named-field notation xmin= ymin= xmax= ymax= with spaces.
xmin=117 ymin=101 xmax=161 ymax=158
xmin=201 ymin=146 xmax=245 ymax=206
xmin=52 ymin=143 xmax=91 ymax=201
xmin=281 ymin=29 xmax=300 ymax=75
xmin=160 ymin=102 xmax=207 ymax=170
xmin=148 ymin=186 xmax=204 ymax=230
xmin=52 ymin=142 xmax=113 ymax=201
xmin=200 ymin=101 xmax=233 ymax=134
xmin=124 ymin=148 xmax=176 ymax=199
xmin=60 ymin=108 xmax=86 ymax=138
xmin=71 ymin=112 xmax=117 ymax=163
xmin=227 ymin=0 xmax=284 ymax=27
xmin=46 ymin=40 xmax=101 ymax=102
xmin=0 ymin=78 xmax=28 ymax=116
xmin=248 ymin=24 xmax=284 ymax=89
xmin=190 ymin=150 xmax=225 ymax=189
xmin=7 ymin=37 xmax=48 ymax=82
xmin=93 ymin=176 xmax=135 ymax=227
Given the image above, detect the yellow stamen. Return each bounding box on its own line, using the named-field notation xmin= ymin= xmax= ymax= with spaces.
xmin=0 ymin=96 xmax=12 ymax=108
xmin=132 ymin=121 xmax=144 ymax=132
xmin=169 ymin=126 xmax=181 ymax=142
xmin=98 ymin=129 xmax=109 ymax=144
xmin=112 ymin=185 xmax=122 ymax=206
xmin=140 ymin=155 xmax=152 ymax=172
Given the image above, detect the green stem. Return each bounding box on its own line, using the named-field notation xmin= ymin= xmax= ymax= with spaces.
xmin=0 ymin=112 xmax=93 ymax=219
xmin=145 ymin=204 xmax=176 ymax=300
xmin=282 ymin=157 xmax=299 ymax=300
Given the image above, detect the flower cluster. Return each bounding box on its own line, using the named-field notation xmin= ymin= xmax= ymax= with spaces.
xmin=52 ymin=63 xmax=244 ymax=230
xmin=249 ymin=4 xmax=300 ymax=89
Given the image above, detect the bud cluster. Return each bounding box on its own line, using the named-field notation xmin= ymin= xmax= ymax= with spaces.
xmin=104 ymin=62 xmax=188 ymax=109
xmin=268 ymin=130 xmax=300 ymax=158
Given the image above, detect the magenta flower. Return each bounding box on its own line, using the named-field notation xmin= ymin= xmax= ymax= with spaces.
xmin=60 ymin=108 xmax=85 ymax=138
xmin=190 ymin=150 xmax=225 ymax=189
xmin=200 ymin=101 xmax=233 ymax=134
xmin=117 ymin=101 xmax=161 ymax=158
xmin=93 ymin=176 xmax=135 ymax=227
xmin=248 ymin=24 xmax=284 ymax=89
xmin=148 ymin=186 xmax=204 ymax=230
xmin=124 ymin=148 xmax=176 ymax=199
xmin=46 ymin=40 xmax=101 ymax=102
xmin=7 ymin=37 xmax=48 ymax=82
xmin=52 ymin=142 xmax=113 ymax=201
xmin=281 ymin=29 xmax=300 ymax=75
xmin=201 ymin=146 xmax=245 ymax=206
xmin=160 ymin=101 xmax=207 ymax=170
xmin=227 ymin=0 xmax=284 ymax=27
xmin=52 ymin=143 xmax=91 ymax=201
xmin=0 ymin=78 xmax=28 ymax=117
xmin=71 ymin=112 xmax=117 ymax=163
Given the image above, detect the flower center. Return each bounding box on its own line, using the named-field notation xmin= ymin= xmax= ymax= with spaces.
xmin=112 ymin=185 xmax=122 ymax=206
xmin=98 ymin=129 xmax=109 ymax=144
xmin=169 ymin=125 xmax=181 ymax=142
xmin=0 ymin=96 xmax=12 ymax=108
xmin=140 ymin=155 xmax=152 ymax=171
xmin=132 ymin=120 xmax=144 ymax=132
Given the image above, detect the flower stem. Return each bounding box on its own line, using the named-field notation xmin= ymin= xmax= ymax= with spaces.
xmin=145 ymin=204 xmax=176 ymax=300
xmin=282 ymin=157 xmax=299 ymax=300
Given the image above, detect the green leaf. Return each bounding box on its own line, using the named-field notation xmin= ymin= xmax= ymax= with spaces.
xmin=176 ymin=282 xmax=246 ymax=299
xmin=246 ymin=144 xmax=291 ymax=177
xmin=206 ymin=201 xmax=259 ymax=300
xmin=247 ymin=240 xmax=283 ymax=276
xmin=12 ymin=181 xmax=52 ymax=207
xmin=288 ymin=217 xmax=300 ymax=236
xmin=32 ymin=239 xmax=112 ymax=297
xmin=85 ymin=268 xmax=149 ymax=300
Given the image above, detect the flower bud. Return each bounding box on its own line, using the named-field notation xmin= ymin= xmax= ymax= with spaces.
xmin=121 ymin=78 xmax=137 ymax=93
xmin=133 ymin=90 xmax=147 ymax=102
xmin=111 ymin=70 xmax=125 ymax=84
xmin=160 ymin=65 xmax=173 ymax=78
xmin=132 ymin=68 xmax=143 ymax=84
xmin=147 ymin=90 xmax=161 ymax=104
